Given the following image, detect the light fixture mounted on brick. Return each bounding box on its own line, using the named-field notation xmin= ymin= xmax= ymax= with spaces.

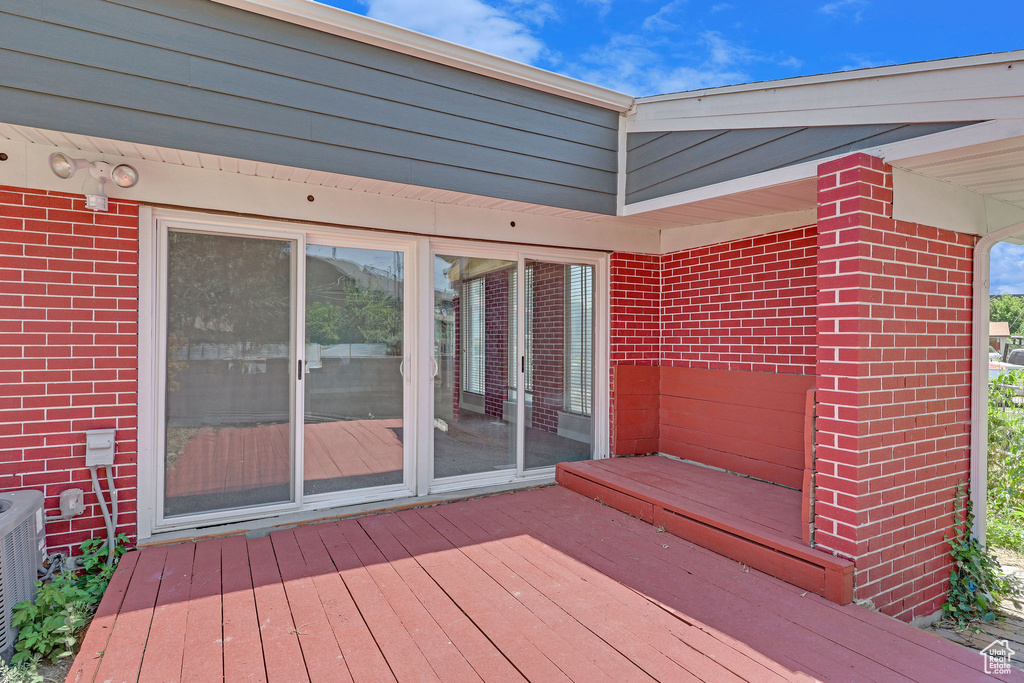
xmin=47 ymin=152 xmax=139 ymax=212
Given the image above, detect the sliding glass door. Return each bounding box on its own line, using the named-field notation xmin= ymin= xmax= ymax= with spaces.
xmin=157 ymin=220 xmax=414 ymax=528
xmin=523 ymin=259 xmax=594 ymax=470
xmin=433 ymin=255 xmax=518 ymax=479
xmin=152 ymin=216 xmax=605 ymax=530
xmin=302 ymin=244 xmax=406 ymax=495
xmin=430 ymin=250 xmax=597 ymax=487
xmin=162 ymin=229 xmax=297 ymax=518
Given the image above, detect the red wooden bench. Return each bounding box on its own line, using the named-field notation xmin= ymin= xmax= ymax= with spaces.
xmin=559 ymin=366 xmax=854 ymax=604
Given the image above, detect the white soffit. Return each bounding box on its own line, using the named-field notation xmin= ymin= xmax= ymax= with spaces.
xmin=630 ymin=50 xmax=1024 ymax=132
xmin=211 ymin=0 xmax=633 ymax=112
xmin=0 ymin=123 xmax=673 ymax=251
xmin=0 ymin=122 xmax=603 ymax=217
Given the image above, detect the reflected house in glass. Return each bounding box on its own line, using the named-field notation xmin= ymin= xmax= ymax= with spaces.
xmin=0 ymin=0 xmax=1022 ymax=623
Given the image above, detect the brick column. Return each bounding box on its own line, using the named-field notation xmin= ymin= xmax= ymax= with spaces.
xmin=815 ymin=153 xmax=974 ymax=621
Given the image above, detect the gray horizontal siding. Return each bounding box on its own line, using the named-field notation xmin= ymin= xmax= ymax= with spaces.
xmin=625 ymin=122 xmax=977 ymax=205
xmin=0 ymin=0 xmax=620 ymax=214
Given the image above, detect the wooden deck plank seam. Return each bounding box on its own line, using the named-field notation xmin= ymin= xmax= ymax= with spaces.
xmin=353 ymin=515 xmax=528 ymax=682
xmin=368 ymin=525 xmax=533 ymax=683
xmin=410 ymin=507 xmax=658 ymax=682
xmin=478 ymin=494 xmax=797 ymax=681
xmin=532 ymin=488 xmax=975 ymax=682
xmin=424 ymin=501 xmax=726 ymax=683
xmin=378 ymin=511 xmax=576 ymax=682
xmin=505 ymin=490 xmax=878 ymax=680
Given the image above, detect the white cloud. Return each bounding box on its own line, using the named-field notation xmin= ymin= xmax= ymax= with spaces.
xmin=710 ymin=3 xmax=732 ymax=11
xmin=837 ymin=53 xmax=895 ymax=71
xmin=991 ymin=242 xmax=1024 ymax=295
xmin=361 ymin=0 xmax=547 ymax=63
xmin=565 ymin=33 xmax=748 ymax=96
xmin=641 ymin=1 xmax=687 ymax=32
xmin=578 ymin=0 xmax=614 ymax=19
xmin=819 ymin=0 xmax=868 ymax=21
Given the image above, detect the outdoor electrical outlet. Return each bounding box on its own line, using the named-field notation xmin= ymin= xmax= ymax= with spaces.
xmin=85 ymin=428 xmax=116 ymax=467
xmin=59 ymin=488 xmax=85 ymax=518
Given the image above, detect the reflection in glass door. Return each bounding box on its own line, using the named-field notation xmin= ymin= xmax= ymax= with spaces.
xmin=303 ymin=245 xmax=405 ymax=494
xmin=523 ymin=259 xmax=594 ymax=469
xmin=163 ymin=230 xmax=295 ymax=518
xmin=433 ymin=255 xmax=518 ymax=479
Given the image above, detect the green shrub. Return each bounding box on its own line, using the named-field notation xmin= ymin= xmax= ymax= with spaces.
xmin=10 ymin=533 xmax=130 ymax=667
xmin=986 ymin=370 xmax=1024 ymax=555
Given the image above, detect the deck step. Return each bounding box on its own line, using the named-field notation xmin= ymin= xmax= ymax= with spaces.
xmin=557 ymin=457 xmax=854 ymax=605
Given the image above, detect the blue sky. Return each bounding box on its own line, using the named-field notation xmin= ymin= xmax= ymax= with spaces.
xmin=991 ymin=242 xmax=1024 ymax=295
xmin=318 ymin=0 xmax=1024 ymax=96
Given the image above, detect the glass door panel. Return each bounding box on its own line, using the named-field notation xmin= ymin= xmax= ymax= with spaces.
xmin=433 ymin=255 xmax=518 ymax=479
xmin=163 ymin=230 xmax=295 ymax=517
xmin=303 ymin=245 xmax=406 ymax=494
xmin=523 ymin=259 xmax=594 ymax=470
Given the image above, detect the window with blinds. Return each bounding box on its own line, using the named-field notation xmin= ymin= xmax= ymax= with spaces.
xmin=462 ymin=277 xmax=485 ymax=395
xmin=565 ymin=264 xmax=593 ymax=416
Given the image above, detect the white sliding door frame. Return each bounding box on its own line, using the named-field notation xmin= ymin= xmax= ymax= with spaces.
xmin=426 ymin=239 xmax=610 ymax=495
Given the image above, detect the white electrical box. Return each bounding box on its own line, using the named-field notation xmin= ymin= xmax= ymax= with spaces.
xmin=85 ymin=428 xmax=116 ymax=467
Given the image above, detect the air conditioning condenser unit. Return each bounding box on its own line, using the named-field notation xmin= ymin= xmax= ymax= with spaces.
xmin=0 ymin=490 xmax=45 ymax=662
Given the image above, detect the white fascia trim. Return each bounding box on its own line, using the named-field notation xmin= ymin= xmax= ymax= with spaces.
xmin=622 ymin=120 xmax=1021 ymax=217
xmin=629 ymin=52 xmax=1024 ymax=132
xmin=211 ymin=0 xmax=633 ymax=112
xmin=971 ymin=220 xmax=1024 ymax=543
xmin=637 ymin=50 xmax=1024 ymax=104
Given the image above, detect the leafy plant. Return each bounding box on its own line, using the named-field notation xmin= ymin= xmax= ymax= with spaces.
xmin=0 ymin=656 xmax=45 ymax=683
xmin=10 ymin=533 xmax=130 ymax=667
xmin=987 ymin=369 xmax=1024 ymax=554
xmin=942 ymin=483 xmax=1023 ymax=630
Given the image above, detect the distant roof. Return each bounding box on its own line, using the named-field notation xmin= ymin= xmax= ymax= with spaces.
xmin=991 ymin=321 xmax=1012 ymax=337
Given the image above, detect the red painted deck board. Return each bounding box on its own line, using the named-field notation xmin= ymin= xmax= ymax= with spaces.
xmin=137 ymin=542 xmax=195 ymax=682
xmin=70 ymin=487 xmax=1015 ymax=683
xmin=269 ymin=529 xmax=352 ymax=683
xmin=67 ymin=550 xmax=140 ymax=683
xmin=558 ymin=455 xmax=854 ymax=604
xmin=180 ymin=537 xmax=225 ymax=683
xmin=220 ymin=535 xmax=269 ymax=683
xmin=247 ymin=536 xmax=311 ymax=683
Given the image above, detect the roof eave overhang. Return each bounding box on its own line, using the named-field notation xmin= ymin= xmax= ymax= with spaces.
xmin=630 ymin=50 xmax=1024 ymax=132
xmin=623 ymin=119 xmax=1024 ymax=217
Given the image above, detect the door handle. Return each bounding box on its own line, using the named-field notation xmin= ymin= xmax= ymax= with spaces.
xmin=430 ymin=356 xmax=439 ymax=379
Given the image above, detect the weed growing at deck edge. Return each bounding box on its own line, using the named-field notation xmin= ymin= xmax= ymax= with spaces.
xmin=9 ymin=534 xmax=131 ymax=669
xmin=942 ymin=483 xmax=1023 ymax=630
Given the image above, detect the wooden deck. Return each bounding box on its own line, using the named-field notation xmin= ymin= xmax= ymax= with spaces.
xmin=69 ymin=486 xmax=1015 ymax=682
xmin=558 ymin=456 xmax=854 ymax=604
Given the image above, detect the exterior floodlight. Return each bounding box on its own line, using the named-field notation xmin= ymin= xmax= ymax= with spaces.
xmin=48 ymin=152 xmax=91 ymax=180
xmin=109 ymin=163 xmax=138 ymax=189
xmin=46 ymin=153 xmax=140 ymax=212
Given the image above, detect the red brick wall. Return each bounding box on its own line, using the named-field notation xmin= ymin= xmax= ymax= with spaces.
xmin=814 ymin=154 xmax=974 ymax=621
xmin=529 ymin=262 xmax=566 ymax=433
xmin=609 ymin=252 xmax=661 ymax=452
xmin=609 ymin=229 xmax=817 ymax=454
xmin=661 ymin=226 xmax=817 ymax=374
xmin=0 ymin=186 xmax=139 ymax=556
xmin=483 ymin=270 xmax=510 ymax=419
